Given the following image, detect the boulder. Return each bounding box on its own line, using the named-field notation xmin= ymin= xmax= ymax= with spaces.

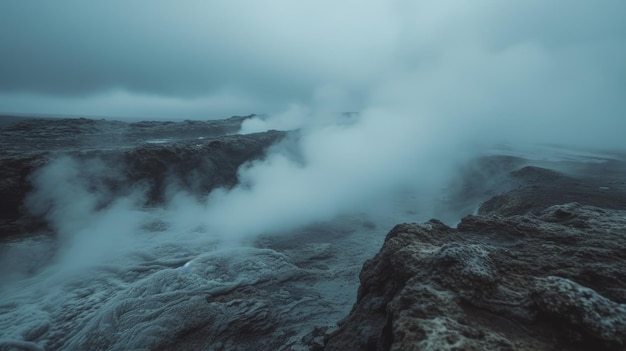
xmin=325 ymin=160 xmax=626 ymax=350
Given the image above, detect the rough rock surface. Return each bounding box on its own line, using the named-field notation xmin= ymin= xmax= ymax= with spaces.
xmin=3 ymin=116 xmax=626 ymax=350
xmin=325 ymin=163 xmax=626 ymax=350
xmin=0 ymin=115 xmax=253 ymax=157
xmin=0 ymin=209 xmax=380 ymax=351
xmin=479 ymin=163 xmax=626 ymax=216
xmin=0 ymin=116 xmax=284 ymax=238
xmin=1 ymin=116 xmax=371 ymax=351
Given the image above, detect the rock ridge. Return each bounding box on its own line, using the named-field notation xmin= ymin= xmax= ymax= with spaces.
xmin=324 ymin=162 xmax=626 ymax=350
xmin=0 ymin=116 xmax=285 ymax=238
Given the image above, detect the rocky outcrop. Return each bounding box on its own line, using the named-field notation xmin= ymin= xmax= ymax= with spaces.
xmin=0 ymin=116 xmax=284 ymax=237
xmin=0 ymin=115 xmax=253 ymax=156
xmin=479 ymin=164 xmax=626 ymax=217
xmin=57 ymin=130 xmax=286 ymax=205
xmin=324 ymin=162 xmax=626 ymax=351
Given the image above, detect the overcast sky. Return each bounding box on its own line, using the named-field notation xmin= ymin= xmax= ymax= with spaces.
xmin=8 ymin=1 xmax=626 ymax=272
xmin=0 ymin=1 xmax=624 ymax=122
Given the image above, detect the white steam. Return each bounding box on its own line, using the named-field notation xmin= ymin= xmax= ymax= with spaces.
xmin=10 ymin=0 xmax=626 ymax=275
xmin=24 ymin=157 xmax=151 ymax=277
xmin=203 ymin=0 xmax=626 ymax=239
xmin=1 ymin=4 xmax=625 ymax=350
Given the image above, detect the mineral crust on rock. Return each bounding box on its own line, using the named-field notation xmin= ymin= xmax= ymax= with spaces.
xmin=325 ymin=167 xmax=626 ymax=350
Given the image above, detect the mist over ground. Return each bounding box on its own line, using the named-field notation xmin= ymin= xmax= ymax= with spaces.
xmin=3 ymin=0 xmax=625 ymax=281
xmin=1 ymin=2 xmax=625 ymax=349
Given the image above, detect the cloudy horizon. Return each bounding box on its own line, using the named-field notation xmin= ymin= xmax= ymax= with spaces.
xmin=2 ymin=3 xmax=626 ymax=350
xmin=1 ymin=1 xmax=395 ymax=119
xmin=0 ymin=1 xmax=623 ymax=130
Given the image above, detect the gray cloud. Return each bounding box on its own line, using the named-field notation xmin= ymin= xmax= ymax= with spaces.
xmin=0 ymin=0 xmax=624 ymax=125
xmin=0 ymin=1 xmax=399 ymax=118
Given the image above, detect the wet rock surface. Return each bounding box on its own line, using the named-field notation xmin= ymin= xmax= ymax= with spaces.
xmin=0 ymin=116 xmax=284 ymax=238
xmin=324 ymin=158 xmax=626 ymax=350
xmin=0 ymin=116 xmax=370 ymax=351
xmin=0 ymin=208 xmax=378 ymax=351
xmin=2 ymin=116 xmax=626 ymax=351
xmin=0 ymin=115 xmax=253 ymax=157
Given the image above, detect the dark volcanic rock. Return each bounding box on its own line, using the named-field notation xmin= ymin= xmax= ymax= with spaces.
xmin=324 ymin=158 xmax=626 ymax=351
xmin=35 ymin=248 xmax=341 ymax=351
xmin=325 ymin=204 xmax=626 ymax=350
xmin=66 ymin=130 xmax=285 ymax=205
xmin=0 ymin=116 xmax=284 ymax=238
xmin=0 ymin=115 xmax=252 ymax=157
xmin=479 ymin=165 xmax=626 ymax=217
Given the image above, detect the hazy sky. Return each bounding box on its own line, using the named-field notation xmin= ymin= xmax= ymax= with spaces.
xmin=9 ymin=0 xmax=626 ymax=276
xmin=0 ymin=1 xmax=624 ymax=121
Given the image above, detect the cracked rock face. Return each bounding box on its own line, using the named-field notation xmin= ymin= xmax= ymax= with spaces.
xmin=325 ymin=204 xmax=626 ymax=350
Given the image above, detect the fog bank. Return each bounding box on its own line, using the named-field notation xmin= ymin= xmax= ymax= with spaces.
xmin=0 ymin=1 xmax=624 ymax=124
xmin=7 ymin=0 xmax=626 ymax=278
